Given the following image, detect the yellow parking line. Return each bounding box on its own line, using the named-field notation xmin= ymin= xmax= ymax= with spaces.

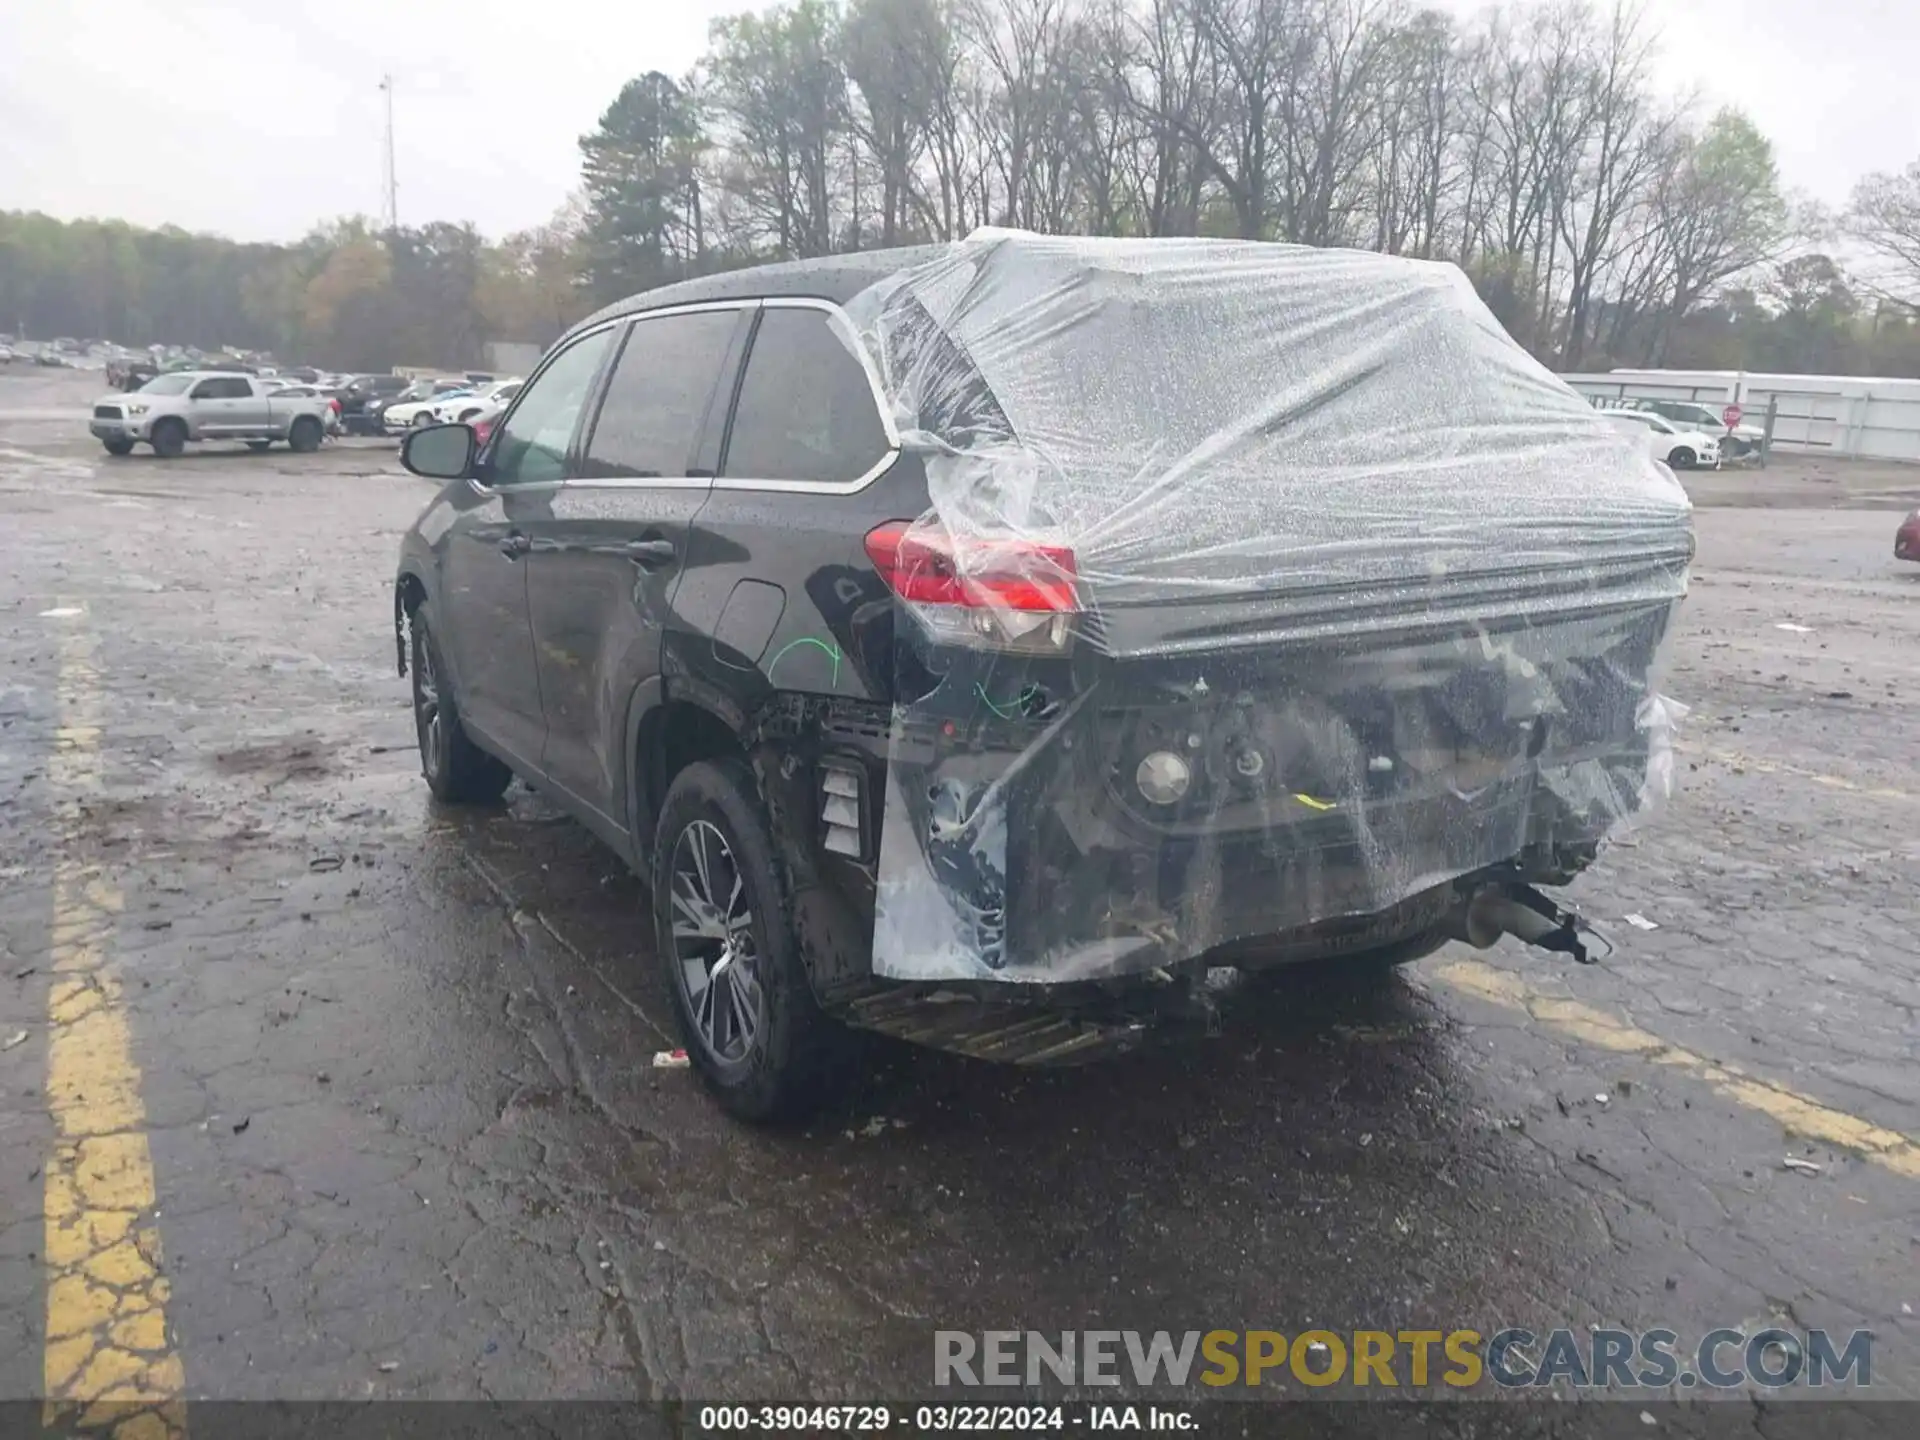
xmin=41 ymin=606 xmax=185 ymax=1438
xmin=1675 ymin=742 xmax=1913 ymax=803
xmin=1434 ymin=958 xmax=1920 ymax=1180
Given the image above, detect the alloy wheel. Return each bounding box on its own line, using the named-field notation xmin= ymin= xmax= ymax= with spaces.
xmin=413 ymin=628 xmax=445 ymax=777
xmin=668 ymin=820 xmax=763 ymax=1064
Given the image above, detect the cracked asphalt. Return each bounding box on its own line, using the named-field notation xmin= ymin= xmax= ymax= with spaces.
xmin=1 ymin=367 xmax=1916 ymax=1429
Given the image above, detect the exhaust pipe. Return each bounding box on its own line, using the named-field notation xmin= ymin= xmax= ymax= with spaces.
xmin=1447 ymin=882 xmax=1614 ymax=965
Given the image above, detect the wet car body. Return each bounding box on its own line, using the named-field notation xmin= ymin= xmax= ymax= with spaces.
xmin=394 ymin=236 xmax=1692 ymax=1117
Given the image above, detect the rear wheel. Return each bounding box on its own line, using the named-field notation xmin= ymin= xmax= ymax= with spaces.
xmin=409 ymin=604 xmax=512 ymax=804
xmin=288 ymin=416 xmax=322 ymax=453
xmin=410 ymin=411 xmax=434 ymax=428
xmin=653 ymin=758 xmax=856 ymax=1123
xmin=150 ymin=418 xmax=186 ymax=459
xmin=101 ymin=438 xmax=134 ymax=457
xmin=1666 ymin=446 xmax=1696 ymax=470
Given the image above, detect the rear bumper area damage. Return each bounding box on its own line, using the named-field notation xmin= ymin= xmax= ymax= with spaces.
xmin=836 ymin=874 xmax=1611 ymax=1067
xmin=869 ymin=601 xmax=1673 ymax=987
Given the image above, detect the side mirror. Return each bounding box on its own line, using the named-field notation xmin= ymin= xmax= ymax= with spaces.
xmin=401 ymin=422 xmax=476 ymax=480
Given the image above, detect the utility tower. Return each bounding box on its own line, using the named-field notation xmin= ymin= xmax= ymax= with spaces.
xmin=379 ymin=74 xmax=399 ymax=231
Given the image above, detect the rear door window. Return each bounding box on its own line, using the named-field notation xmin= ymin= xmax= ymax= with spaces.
xmin=581 ymin=310 xmax=740 ymax=479
xmin=722 ymin=308 xmax=892 ymax=486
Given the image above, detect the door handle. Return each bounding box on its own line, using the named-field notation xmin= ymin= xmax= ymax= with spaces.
xmin=625 ymin=538 xmax=677 ymax=567
xmin=498 ymin=533 xmax=531 ymax=558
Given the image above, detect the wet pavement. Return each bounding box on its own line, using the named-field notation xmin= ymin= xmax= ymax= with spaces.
xmin=1 ymin=367 xmax=1916 ymax=1426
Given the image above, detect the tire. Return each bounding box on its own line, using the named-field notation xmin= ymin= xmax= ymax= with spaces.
xmin=653 ymin=758 xmax=856 ymax=1123
xmin=101 ymin=439 xmax=134 ymax=457
xmin=150 ymin=418 xmax=186 ymax=459
xmin=1666 ymin=446 xmax=1696 ymax=470
xmin=410 ymin=411 xmax=434 ymax=429
xmin=409 ymin=604 xmax=512 ymax=804
xmin=288 ymin=416 xmax=323 ymax=453
xmin=245 ymin=440 xmax=272 ymax=452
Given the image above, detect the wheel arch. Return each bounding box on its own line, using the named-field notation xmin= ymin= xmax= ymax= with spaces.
xmin=626 ymin=679 xmax=750 ymax=859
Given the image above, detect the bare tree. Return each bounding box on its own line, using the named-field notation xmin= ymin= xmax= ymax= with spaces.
xmin=1636 ymin=110 xmax=1788 ymax=362
xmin=1365 ymin=9 xmax=1459 ymax=257
xmin=1553 ymin=3 xmax=1672 ymax=366
xmin=1281 ymin=0 xmax=1398 ymax=246
xmin=846 ymin=0 xmax=934 ymax=244
xmin=553 ymin=0 xmax=1807 ymax=371
xmin=1846 ymin=160 xmax=1920 ymax=309
xmin=706 ymin=0 xmax=848 ymax=258
xmin=1123 ymin=0 xmax=1220 ymax=236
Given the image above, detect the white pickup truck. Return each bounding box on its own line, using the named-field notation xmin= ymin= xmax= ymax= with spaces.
xmin=89 ymin=371 xmax=334 ymax=458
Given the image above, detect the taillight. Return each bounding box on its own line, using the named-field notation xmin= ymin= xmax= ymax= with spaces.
xmin=864 ymin=520 xmax=1078 ymax=612
xmin=864 ymin=519 xmax=1079 ymax=652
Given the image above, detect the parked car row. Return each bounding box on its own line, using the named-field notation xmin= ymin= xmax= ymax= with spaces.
xmin=374 ymin=377 xmax=522 ymax=433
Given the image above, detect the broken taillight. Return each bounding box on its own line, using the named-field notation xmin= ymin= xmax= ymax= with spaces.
xmin=864 ymin=519 xmax=1079 ymax=653
xmin=864 ymin=521 xmax=1078 ymax=611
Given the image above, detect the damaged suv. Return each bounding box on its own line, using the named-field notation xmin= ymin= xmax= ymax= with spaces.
xmin=394 ymin=231 xmax=1692 ymax=1120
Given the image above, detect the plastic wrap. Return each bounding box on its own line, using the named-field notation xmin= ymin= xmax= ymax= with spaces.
xmin=844 ymin=230 xmax=1693 ymax=985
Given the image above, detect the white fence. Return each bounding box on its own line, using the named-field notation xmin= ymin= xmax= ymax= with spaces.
xmin=1560 ymin=368 xmax=1920 ymax=463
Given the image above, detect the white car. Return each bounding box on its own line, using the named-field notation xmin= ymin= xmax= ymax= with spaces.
xmin=1598 ymin=408 xmax=1720 ymax=470
xmin=429 ymin=379 xmax=522 ymax=424
xmin=383 ymin=380 xmax=479 ymax=431
xmin=1616 ymin=397 xmax=1764 ymax=457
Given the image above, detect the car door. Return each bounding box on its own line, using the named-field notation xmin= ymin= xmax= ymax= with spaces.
xmin=233 ymin=376 xmax=275 ymax=432
xmin=189 ymin=375 xmax=248 ymax=434
xmin=435 ymin=327 xmax=617 ymax=770
xmin=667 ymin=301 xmax=909 ymax=859
xmin=522 ymin=305 xmax=750 ymax=831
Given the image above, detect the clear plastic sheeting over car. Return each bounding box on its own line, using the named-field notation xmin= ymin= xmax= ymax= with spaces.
xmin=843 ymin=229 xmax=1693 ymax=985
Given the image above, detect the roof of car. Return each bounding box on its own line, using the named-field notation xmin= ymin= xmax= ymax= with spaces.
xmin=570 ymin=247 xmax=947 ymax=339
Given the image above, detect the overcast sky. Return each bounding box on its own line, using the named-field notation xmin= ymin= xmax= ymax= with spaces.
xmin=0 ymin=0 xmax=1910 ymax=243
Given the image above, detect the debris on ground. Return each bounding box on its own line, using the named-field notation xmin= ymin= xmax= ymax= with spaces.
xmin=1781 ymin=1156 xmax=1822 ymax=1175
xmin=1774 ymin=622 xmax=1814 ymax=633
xmin=309 ymin=855 xmax=344 ymax=873
xmin=651 ymin=1049 xmax=690 ymax=1069
xmin=1624 ymin=913 xmax=1659 ymax=930
xmin=232 ymin=1116 xmax=251 ymax=1134
xmin=1 ymin=1030 xmax=26 ymax=1051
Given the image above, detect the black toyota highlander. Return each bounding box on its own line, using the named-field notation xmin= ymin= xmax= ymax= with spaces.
xmin=394 ymin=232 xmax=1693 ymax=1121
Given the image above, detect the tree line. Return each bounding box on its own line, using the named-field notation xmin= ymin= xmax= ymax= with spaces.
xmin=0 ymin=211 xmax=575 ymax=373
xmin=8 ymin=0 xmax=1920 ymax=379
